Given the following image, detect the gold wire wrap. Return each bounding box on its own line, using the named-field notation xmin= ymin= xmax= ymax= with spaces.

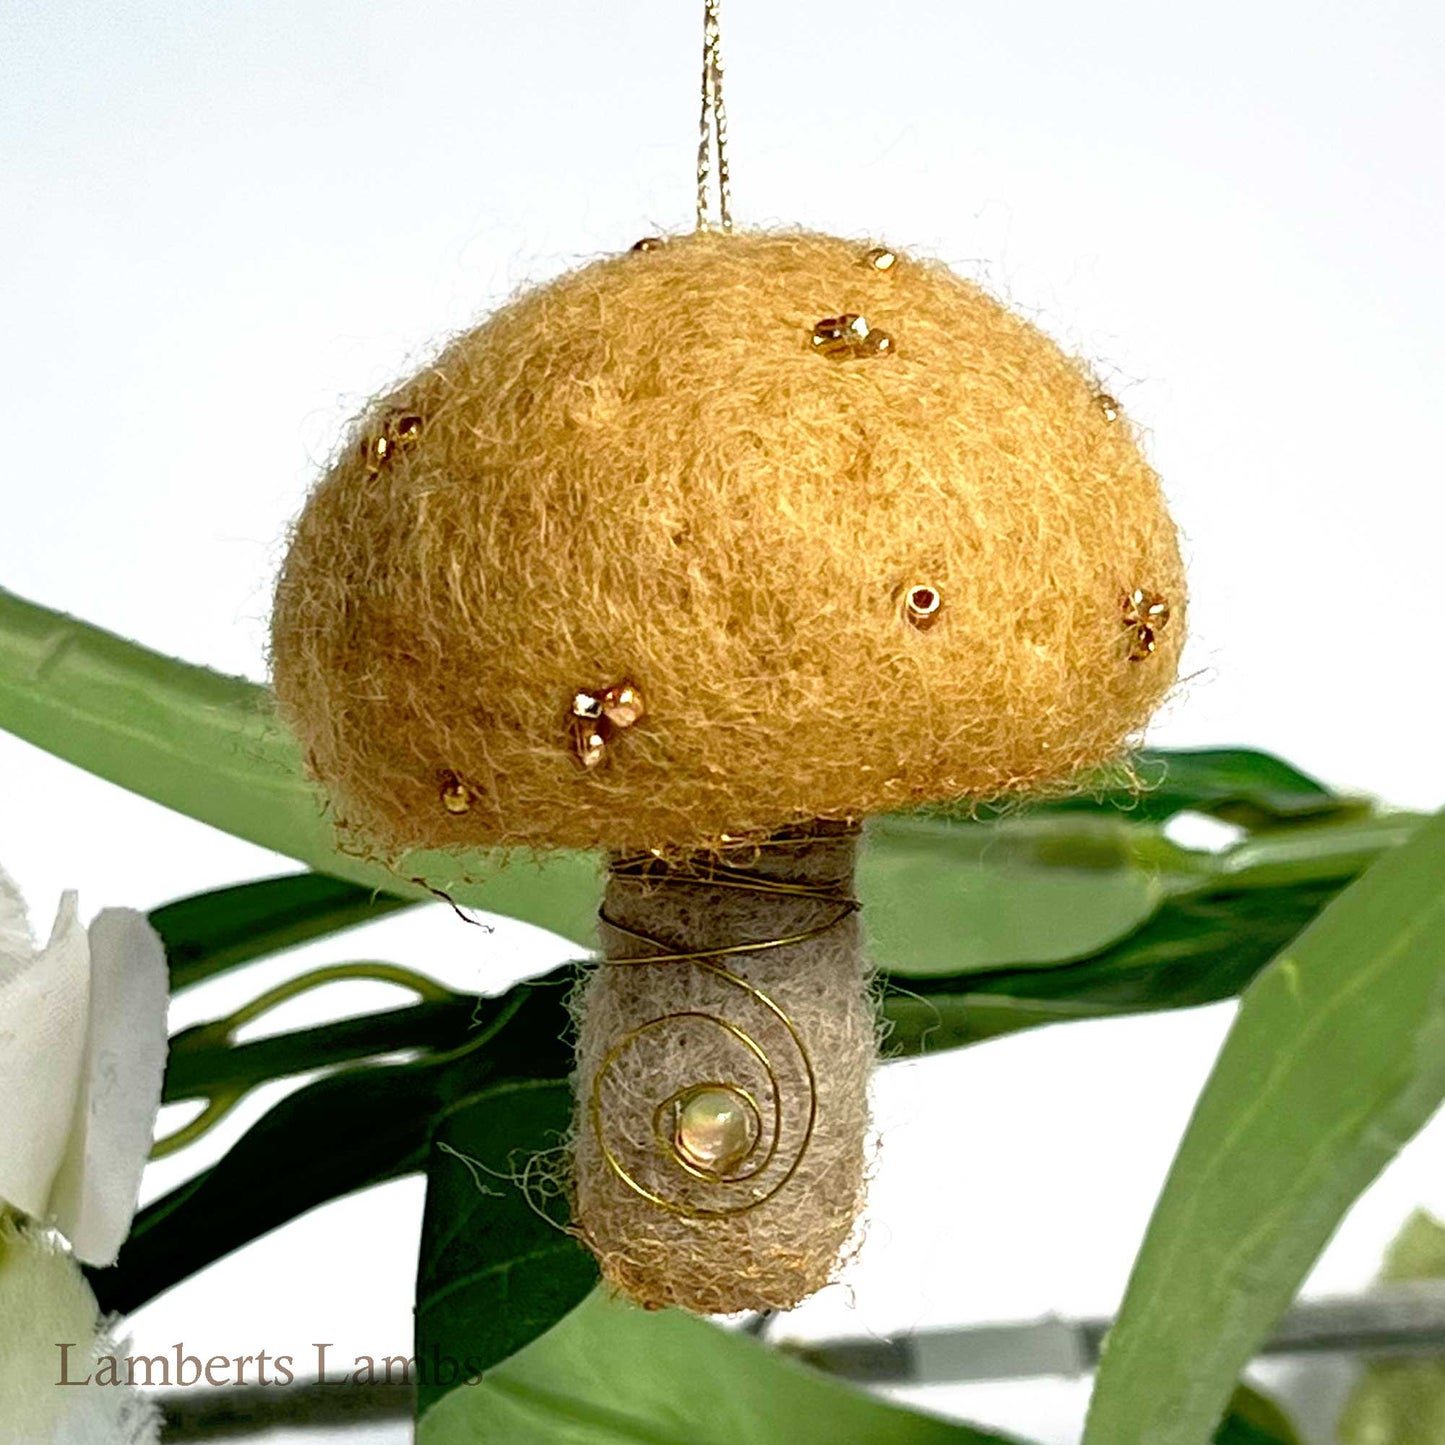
xmin=696 ymin=0 xmax=732 ymax=232
xmin=587 ymin=828 xmax=859 ymax=1221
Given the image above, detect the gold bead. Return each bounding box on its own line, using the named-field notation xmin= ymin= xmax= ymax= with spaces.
xmin=439 ymin=773 xmax=471 ymax=814
xmin=631 ymin=236 xmax=666 ymax=252
xmin=600 ymin=680 xmax=646 ymax=729
xmin=864 ymin=246 xmax=898 ymax=271
xmin=904 ymin=583 xmax=943 ymax=630
xmin=570 ymin=679 xmax=646 ymax=766
xmin=1097 ymin=394 xmax=1121 ymax=423
xmin=812 ymin=314 xmax=894 ymax=360
xmin=1122 ymin=588 xmax=1171 ymax=661
xmin=361 ymin=410 xmax=424 ymax=473
xmin=673 ymin=1087 xmax=757 ymax=1174
xmin=572 ymin=716 xmax=610 ymax=768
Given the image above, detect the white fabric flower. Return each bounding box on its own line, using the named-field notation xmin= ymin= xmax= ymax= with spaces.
xmin=0 ymin=1218 xmax=162 ymax=1444
xmin=0 ymin=865 xmax=168 ymax=1266
xmin=0 ymin=867 xmax=168 ymax=1442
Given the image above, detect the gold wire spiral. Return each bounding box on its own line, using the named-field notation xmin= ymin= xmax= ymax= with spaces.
xmin=588 ymin=830 xmax=858 ymax=1220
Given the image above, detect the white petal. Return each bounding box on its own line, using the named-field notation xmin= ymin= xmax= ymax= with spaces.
xmin=0 ymin=892 xmax=89 ymax=1219
xmin=0 ymin=861 xmax=36 ymax=980
xmin=0 ymin=1219 xmax=160 ymax=1445
xmin=48 ymin=910 xmax=169 ymax=1268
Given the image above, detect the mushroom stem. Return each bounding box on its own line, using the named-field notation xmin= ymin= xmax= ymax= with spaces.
xmin=572 ymin=822 xmax=874 ymax=1313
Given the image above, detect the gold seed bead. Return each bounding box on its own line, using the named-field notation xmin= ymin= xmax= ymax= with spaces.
xmin=864 ymin=246 xmax=898 ymax=271
xmin=673 ymin=1087 xmax=757 ymax=1174
xmin=572 ymin=716 xmax=610 ymax=768
xmin=1122 ymin=589 xmax=1171 ymax=661
xmin=600 ymin=680 xmax=647 ymax=729
xmin=361 ymin=410 xmax=424 ymax=474
xmin=439 ymin=774 xmax=471 ymax=814
xmin=631 ymin=236 xmax=666 ymax=252
xmin=812 ymin=314 xmax=894 ymax=361
xmin=1097 ymin=394 xmax=1121 ymax=423
xmin=904 ymin=583 xmax=943 ymax=630
xmin=570 ymin=680 xmax=647 ymax=768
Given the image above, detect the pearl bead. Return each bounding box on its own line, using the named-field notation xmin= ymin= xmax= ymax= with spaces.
xmin=674 ymin=1087 xmax=756 ymax=1173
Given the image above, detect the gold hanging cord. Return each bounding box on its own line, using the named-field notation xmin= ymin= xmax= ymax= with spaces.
xmin=696 ymin=0 xmax=732 ymax=232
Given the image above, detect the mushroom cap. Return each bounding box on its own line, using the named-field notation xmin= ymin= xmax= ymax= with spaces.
xmin=272 ymin=229 xmax=1185 ymax=854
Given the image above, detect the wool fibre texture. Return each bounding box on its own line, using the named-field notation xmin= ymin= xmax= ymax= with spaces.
xmin=575 ymin=829 xmax=871 ymax=1313
xmin=272 ymin=228 xmax=1186 ymax=854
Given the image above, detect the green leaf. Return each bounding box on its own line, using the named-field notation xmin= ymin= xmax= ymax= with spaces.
xmin=883 ymin=815 xmax=1421 ymax=1053
xmin=91 ymin=1060 xmax=440 ymax=1315
xmin=0 ymin=586 xmax=339 ymax=867
xmin=943 ymin=747 xmax=1350 ymax=829
xmin=162 ymin=993 xmax=477 ymax=1102
xmin=1215 ymin=1386 xmax=1302 ymax=1445
xmin=1378 ymin=1207 xmax=1445 ymax=1282
xmin=1082 ymin=808 xmax=1445 ymax=1445
xmin=414 ymin=1080 xmax=597 ymax=1417
xmin=0 ymin=585 xmax=601 ymax=926
xmin=151 ymin=872 xmax=420 ymax=991
xmin=879 ymin=875 xmax=1331 ymax=1052
xmin=89 ymin=977 xmax=576 ymax=1314
xmin=1340 ymin=1364 xmax=1445 ymax=1445
xmin=862 ymin=810 xmax=1410 ymax=982
xmin=861 ymin=815 xmax=1175 ymax=977
xmin=418 ymin=1289 xmax=1026 ymax=1444
xmin=1337 ymin=1210 xmax=1445 ymax=1445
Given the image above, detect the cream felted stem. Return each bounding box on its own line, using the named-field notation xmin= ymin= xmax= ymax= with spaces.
xmin=573 ymin=825 xmax=873 ymax=1313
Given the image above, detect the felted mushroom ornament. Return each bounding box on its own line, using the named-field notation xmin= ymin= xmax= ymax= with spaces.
xmin=271 ymin=227 xmax=1185 ymax=1315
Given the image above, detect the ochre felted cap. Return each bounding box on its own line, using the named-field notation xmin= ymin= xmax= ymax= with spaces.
xmin=272 ymin=229 xmax=1185 ymax=855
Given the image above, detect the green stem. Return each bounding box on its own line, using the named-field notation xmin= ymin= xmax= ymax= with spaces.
xmin=152 ymin=963 xmax=455 ymax=1158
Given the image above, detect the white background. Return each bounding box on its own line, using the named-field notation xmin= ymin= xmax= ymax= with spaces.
xmin=3 ymin=2 xmax=1443 ymax=1441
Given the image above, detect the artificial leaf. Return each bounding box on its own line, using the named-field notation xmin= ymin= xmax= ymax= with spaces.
xmin=1337 ymin=1209 xmax=1445 ymax=1445
xmin=883 ymin=814 xmax=1421 ymax=1052
xmin=1082 ymin=808 xmax=1445 ymax=1445
xmin=90 ymin=1062 xmax=439 ymax=1315
xmin=162 ymin=994 xmax=477 ymax=1102
xmin=0 ymin=585 xmax=601 ymax=925
xmin=862 ymin=814 xmax=1176 ymax=976
xmin=1215 ymin=1385 xmax=1302 ymax=1445
xmin=152 ymin=872 xmax=419 ymax=991
xmin=924 ymin=747 xmax=1353 ymax=832
xmin=89 ymin=978 xmax=574 ymax=1314
xmin=418 ymin=1288 xmax=1025 ymax=1444
xmin=414 ymin=1080 xmax=597 ymax=1416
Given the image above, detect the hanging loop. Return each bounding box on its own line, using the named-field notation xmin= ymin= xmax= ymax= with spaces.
xmin=696 ymin=0 xmax=732 ymax=232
